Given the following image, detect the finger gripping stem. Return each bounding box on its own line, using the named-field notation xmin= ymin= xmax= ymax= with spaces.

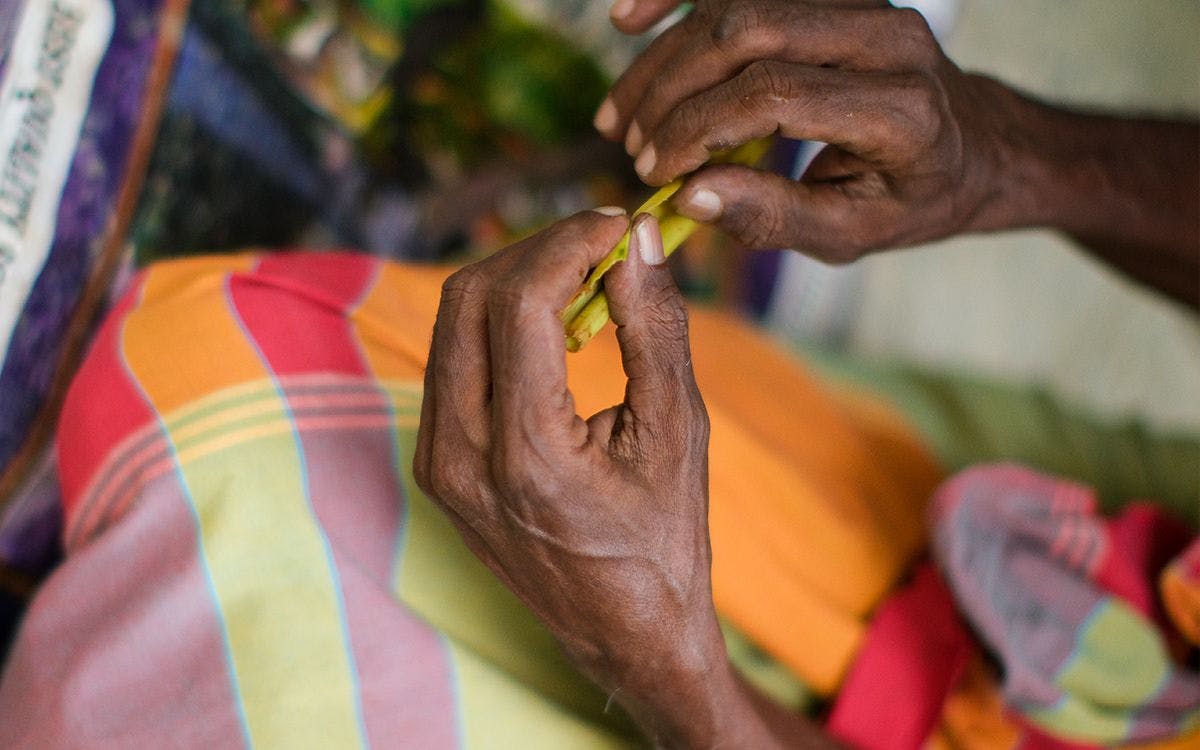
xmin=561 ymin=138 xmax=771 ymax=350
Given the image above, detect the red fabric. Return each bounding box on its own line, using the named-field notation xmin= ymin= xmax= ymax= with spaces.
xmin=228 ymin=253 xmax=378 ymax=378
xmin=1094 ymin=503 xmax=1194 ymax=630
xmin=825 ymin=563 xmax=975 ymax=750
xmin=56 ymin=273 xmax=157 ymax=515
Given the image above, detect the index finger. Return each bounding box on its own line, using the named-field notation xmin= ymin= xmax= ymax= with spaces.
xmin=486 ymin=211 xmax=630 ymax=454
xmin=635 ymin=62 xmax=925 ymax=185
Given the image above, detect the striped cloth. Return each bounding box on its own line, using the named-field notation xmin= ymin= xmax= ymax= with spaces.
xmin=0 ymin=254 xmax=635 ymax=747
xmin=0 ymin=251 xmax=945 ymax=746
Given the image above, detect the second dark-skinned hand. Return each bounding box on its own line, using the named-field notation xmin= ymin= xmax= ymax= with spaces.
xmin=412 ymin=209 xmax=727 ymax=719
xmin=597 ymin=0 xmax=1021 ymax=262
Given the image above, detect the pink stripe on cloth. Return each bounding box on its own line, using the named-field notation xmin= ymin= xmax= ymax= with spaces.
xmin=229 ymin=257 xmax=461 ymax=745
xmin=292 ymin=413 xmax=458 ymax=746
xmin=0 ymin=475 xmax=248 ymax=746
xmin=933 ymin=464 xmax=1198 ymax=745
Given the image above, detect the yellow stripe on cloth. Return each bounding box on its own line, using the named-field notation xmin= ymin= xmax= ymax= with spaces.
xmin=122 ymin=258 xmax=366 ymax=748
xmin=448 ymin=641 xmax=631 ymax=750
xmin=346 ymin=263 xmax=638 ymax=743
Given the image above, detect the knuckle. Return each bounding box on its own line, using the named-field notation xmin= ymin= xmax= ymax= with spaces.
xmin=726 ymin=198 xmax=787 ymax=249
xmin=657 ymin=105 xmax=716 ymax=166
xmin=427 ymin=454 xmax=472 ymax=501
xmin=623 ymin=293 xmax=692 ymax=371
xmin=441 ymin=264 xmax=487 ymax=305
xmin=487 ymin=275 xmax=539 ymax=324
xmin=710 ymin=0 xmax=762 ymax=48
xmin=670 ymin=97 xmax=706 ymax=138
xmin=646 ymin=279 xmax=690 ymax=333
xmin=893 ymin=7 xmax=939 ymax=65
xmin=894 ymin=6 xmax=935 ymax=44
xmin=741 ymin=59 xmax=793 ymax=106
xmin=710 ymin=1 xmax=793 ymax=60
xmin=892 ymin=72 xmax=943 ymax=147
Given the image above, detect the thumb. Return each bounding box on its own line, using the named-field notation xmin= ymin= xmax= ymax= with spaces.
xmin=674 ymin=164 xmax=869 ymax=263
xmin=603 ymin=213 xmax=702 ymax=424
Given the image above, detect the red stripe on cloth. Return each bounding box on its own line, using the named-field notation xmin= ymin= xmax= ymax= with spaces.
xmin=826 ymin=563 xmax=975 ymax=750
xmin=57 ymin=272 xmax=158 ymax=518
xmin=231 ymin=253 xmax=459 ymax=743
xmin=228 ymin=254 xmax=379 ymax=377
xmin=254 ymin=252 xmax=380 ymax=309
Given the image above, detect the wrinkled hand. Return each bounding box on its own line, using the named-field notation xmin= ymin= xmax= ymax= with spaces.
xmin=413 ymin=210 xmax=721 ymax=697
xmin=597 ymin=0 xmax=1017 ymax=261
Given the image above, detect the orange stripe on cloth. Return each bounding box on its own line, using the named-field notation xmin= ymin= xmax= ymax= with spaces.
xmin=1160 ymin=538 xmax=1200 ymax=646
xmin=352 ymin=262 xmax=449 ymax=381
xmin=123 ymin=254 xmax=264 ymax=413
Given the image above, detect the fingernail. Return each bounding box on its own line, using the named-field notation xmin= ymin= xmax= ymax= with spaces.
xmin=635 ymin=144 xmax=657 ymax=179
xmin=625 ymin=121 xmax=643 ymax=155
xmin=610 ymin=0 xmax=635 ymax=21
xmin=593 ymin=97 xmax=618 ymax=135
xmin=633 ymin=214 xmax=665 ymax=266
xmin=679 ymin=188 xmax=723 ymax=221
xmin=593 ymin=205 xmax=627 ymax=216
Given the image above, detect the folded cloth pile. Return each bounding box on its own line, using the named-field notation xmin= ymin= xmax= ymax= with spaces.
xmin=829 ymin=464 xmax=1199 ymax=749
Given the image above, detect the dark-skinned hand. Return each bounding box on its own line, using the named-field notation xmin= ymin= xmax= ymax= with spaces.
xmin=412 ymin=209 xmax=727 ymax=738
xmin=600 ymin=0 xmax=1200 ymax=305
xmin=413 ymin=210 xmax=841 ymax=747
xmin=596 ymin=0 xmax=1018 ymax=262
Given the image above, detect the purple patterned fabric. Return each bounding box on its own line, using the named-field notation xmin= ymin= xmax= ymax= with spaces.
xmin=0 ymin=0 xmax=163 ymax=474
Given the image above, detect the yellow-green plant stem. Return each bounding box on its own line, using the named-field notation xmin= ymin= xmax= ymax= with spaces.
xmin=559 ymin=180 xmax=683 ymax=328
xmin=564 ymin=213 xmax=697 ymax=351
xmin=562 ymin=138 xmax=771 ymax=351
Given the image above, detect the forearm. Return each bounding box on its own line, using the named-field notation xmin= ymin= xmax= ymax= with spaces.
xmin=972 ymin=76 xmax=1200 ymax=308
xmin=587 ymin=615 xmax=838 ymax=749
